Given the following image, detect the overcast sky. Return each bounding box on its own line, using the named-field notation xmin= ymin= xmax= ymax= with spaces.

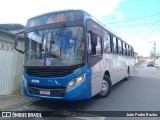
xmin=0 ymin=0 xmax=160 ymax=56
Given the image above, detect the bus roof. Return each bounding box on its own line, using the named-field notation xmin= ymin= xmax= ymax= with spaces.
xmin=27 ymin=9 xmax=132 ymax=47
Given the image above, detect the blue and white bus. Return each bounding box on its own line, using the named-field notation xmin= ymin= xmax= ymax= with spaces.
xmin=14 ymin=9 xmax=135 ymax=100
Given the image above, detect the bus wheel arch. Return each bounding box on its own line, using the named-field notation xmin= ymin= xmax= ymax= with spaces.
xmin=97 ymin=71 xmax=112 ymax=98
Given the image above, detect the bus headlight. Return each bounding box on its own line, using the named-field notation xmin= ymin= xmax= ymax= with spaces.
xmin=67 ymin=74 xmax=85 ymax=90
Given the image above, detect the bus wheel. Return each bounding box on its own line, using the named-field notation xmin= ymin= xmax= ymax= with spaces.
xmin=97 ymin=75 xmax=112 ymax=98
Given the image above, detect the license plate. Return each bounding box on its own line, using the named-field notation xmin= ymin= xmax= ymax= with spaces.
xmin=40 ymin=90 xmax=50 ymax=95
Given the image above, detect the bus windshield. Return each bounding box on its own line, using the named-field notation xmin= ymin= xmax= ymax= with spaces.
xmin=25 ymin=26 xmax=85 ymax=66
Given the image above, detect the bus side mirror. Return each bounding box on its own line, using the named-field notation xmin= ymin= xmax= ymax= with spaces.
xmin=14 ymin=31 xmax=25 ymax=54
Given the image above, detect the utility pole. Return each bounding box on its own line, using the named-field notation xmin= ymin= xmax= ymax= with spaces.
xmin=148 ymin=41 xmax=156 ymax=61
xmin=153 ymin=41 xmax=156 ymax=61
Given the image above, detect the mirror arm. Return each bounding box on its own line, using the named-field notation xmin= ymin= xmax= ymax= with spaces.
xmin=15 ymin=30 xmax=25 ymax=35
xmin=14 ymin=31 xmax=25 ymax=54
xmin=14 ymin=47 xmax=24 ymax=54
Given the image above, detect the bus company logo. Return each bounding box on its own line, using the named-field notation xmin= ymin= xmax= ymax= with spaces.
xmin=48 ymin=80 xmax=60 ymax=85
xmin=31 ymin=79 xmax=40 ymax=83
xmin=54 ymin=80 xmax=60 ymax=85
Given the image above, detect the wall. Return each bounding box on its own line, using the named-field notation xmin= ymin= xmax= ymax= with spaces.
xmin=0 ymin=30 xmax=24 ymax=95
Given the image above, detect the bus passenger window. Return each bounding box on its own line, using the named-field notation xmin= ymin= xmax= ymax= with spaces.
xmin=125 ymin=44 xmax=128 ymax=55
xmin=131 ymin=47 xmax=133 ymax=56
xmin=96 ymin=36 xmax=102 ymax=55
xmin=128 ymin=46 xmax=130 ymax=56
xmin=88 ymin=31 xmax=102 ymax=56
xmin=87 ymin=32 xmax=92 ymax=54
xmin=132 ymin=47 xmax=134 ymax=56
xmin=132 ymin=48 xmax=134 ymax=56
xmin=118 ymin=39 xmax=122 ymax=54
xmin=112 ymin=36 xmax=117 ymax=53
xmin=104 ymin=31 xmax=111 ymax=54
xmin=123 ymin=42 xmax=126 ymax=55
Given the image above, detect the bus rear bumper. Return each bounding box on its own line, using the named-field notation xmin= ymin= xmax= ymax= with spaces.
xmin=22 ymin=80 xmax=91 ymax=101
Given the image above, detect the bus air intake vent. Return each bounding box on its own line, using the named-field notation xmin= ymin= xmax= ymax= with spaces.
xmin=24 ymin=64 xmax=84 ymax=77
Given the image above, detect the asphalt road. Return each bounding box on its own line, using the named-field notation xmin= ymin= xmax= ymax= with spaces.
xmin=1 ymin=60 xmax=160 ymax=120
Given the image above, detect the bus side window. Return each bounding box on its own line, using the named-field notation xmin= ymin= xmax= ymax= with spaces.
xmin=112 ymin=36 xmax=117 ymax=53
xmin=118 ymin=39 xmax=122 ymax=54
xmin=131 ymin=46 xmax=133 ymax=56
xmin=87 ymin=32 xmax=92 ymax=54
xmin=123 ymin=42 xmax=126 ymax=55
xmin=131 ymin=47 xmax=134 ymax=56
xmin=96 ymin=35 xmax=102 ymax=55
xmin=128 ymin=45 xmax=130 ymax=56
xmin=104 ymin=32 xmax=111 ymax=54
xmin=130 ymin=46 xmax=132 ymax=56
xmin=125 ymin=44 xmax=128 ymax=55
xmin=88 ymin=31 xmax=102 ymax=56
xmin=130 ymin=47 xmax=133 ymax=56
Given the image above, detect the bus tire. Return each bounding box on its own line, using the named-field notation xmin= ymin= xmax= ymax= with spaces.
xmin=97 ymin=75 xmax=112 ymax=98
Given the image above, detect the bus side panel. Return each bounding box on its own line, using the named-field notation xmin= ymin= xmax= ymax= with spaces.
xmin=104 ymin=54 xmax=121 ymax=85
xmin=117 ymin=55 xmax=124 ymax=80
xmin=91 ymin=59 xmax=104 ymax=97
xmin=117 ymin=55 xmax=128 ymax=81
xmin=128 ymin=57 xmax=135 ymax=76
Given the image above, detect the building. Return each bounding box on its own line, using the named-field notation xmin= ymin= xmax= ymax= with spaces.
xmin=0 ymin=24 xmax=25 ymax=95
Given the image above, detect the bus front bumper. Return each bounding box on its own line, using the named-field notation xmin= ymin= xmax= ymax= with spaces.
xmin=22 ymin=79 xmax=91 ymax=101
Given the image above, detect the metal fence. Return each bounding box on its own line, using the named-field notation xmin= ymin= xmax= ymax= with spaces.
xmin=0 ymin=49 xmax=23 ymax=95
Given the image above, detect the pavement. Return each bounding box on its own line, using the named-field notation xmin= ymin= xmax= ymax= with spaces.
xmin=0 ymin=94 xmax=36 ymax=111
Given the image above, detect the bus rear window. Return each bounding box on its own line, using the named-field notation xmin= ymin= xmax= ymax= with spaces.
xmin=26 ymin=11 xmax=82 ymax=27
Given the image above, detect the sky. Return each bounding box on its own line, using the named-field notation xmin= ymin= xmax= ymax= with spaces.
xmin=0 ymin=0 xmax=160 ymax=56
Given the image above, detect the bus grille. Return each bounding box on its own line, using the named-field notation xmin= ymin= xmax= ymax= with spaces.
xmin=27 ymin=84 xmax=66 ymax=97
xmin=24 ymin=65 xmax=83 ymax=78
xmin=26 ymin=69 xmax=73 ymax=77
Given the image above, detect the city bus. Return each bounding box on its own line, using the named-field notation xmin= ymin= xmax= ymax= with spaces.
xmin=14 ymin=9 xmax=135 ymax=100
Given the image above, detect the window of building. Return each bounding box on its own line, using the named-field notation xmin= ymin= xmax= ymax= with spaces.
xmin=11 ymin=43 xmax=14 ymax=50
xmin=6 ymin=43 xmax=11 ymax=50
xmin=0 ymin=41 xmax=6 ymax=49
